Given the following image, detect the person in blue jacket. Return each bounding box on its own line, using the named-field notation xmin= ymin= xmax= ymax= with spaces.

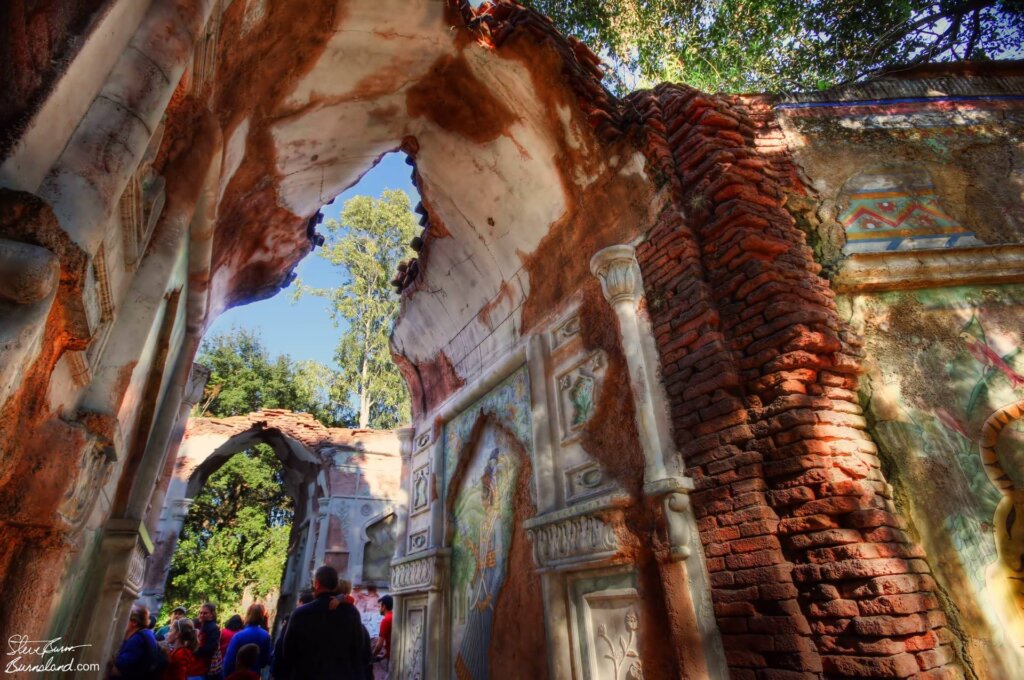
xmin=222 ymin=603 xmax=271 ymax=676
xmin=109 ymin=604 xmax=161 ymax=679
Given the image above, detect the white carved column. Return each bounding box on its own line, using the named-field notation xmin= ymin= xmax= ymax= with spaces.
xmin=313 ymin=497 xmax=332 ymax=570
xmin=393 ymin=427 xmax=414 ymax=560
xmin=590 ymin=245 xmax=679 ymax=486
xmin=80 ymin=519 xmax=154 ymax=671
xmin=591 ymin=244 xmax=728 ymax=678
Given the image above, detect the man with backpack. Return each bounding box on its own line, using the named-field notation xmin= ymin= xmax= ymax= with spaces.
xmin=109 ymin=605 xmax=161 ymax=679
xmin=283 ymin=565 xmax=372 ymax=679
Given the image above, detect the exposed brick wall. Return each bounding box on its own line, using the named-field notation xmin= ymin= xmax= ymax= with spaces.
xmin=629 ymin=84 xmax=963 ymax=680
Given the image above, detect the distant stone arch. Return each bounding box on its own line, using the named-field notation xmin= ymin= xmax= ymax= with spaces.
xmin=140 ymin=410 xmax=401 ymax=618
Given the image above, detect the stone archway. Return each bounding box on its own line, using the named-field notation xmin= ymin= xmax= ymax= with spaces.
xmin=142 ymin=410 xmax=403 ymax=620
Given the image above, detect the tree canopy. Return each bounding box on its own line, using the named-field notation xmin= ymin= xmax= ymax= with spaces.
xmin=161 ymin=444 xmax=292 ymax=621
xmin=195 ymin=327 xmax=355 ymax=426
xmin=297 ymin=189 xmax=417 ymax=430
xmin=525 ymin=0 xmax=1024 ymax=93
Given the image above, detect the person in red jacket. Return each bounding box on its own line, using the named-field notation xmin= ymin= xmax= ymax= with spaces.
xmin=373 ymin=595 xmax=393 ymax=678
xmin=162 ymin=618 xmax=197 ymax=680
xmin=221 ymin=614 xmax=243 ymax=658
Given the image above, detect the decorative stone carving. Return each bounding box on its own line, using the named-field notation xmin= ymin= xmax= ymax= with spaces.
xmin=551 ymin=313 xmax=582 ymax=351
xmin=411 ymin=464 xmax=430 ymax=515
xmin=402 ymin=604 xmax=426 ymax=680
xmin=58 ymin=444 xmax=116 ymax=534
xmin=66 ymin=349 xmax=93 ymax=387
xmin=565 ymin=461 xmax=616 ymax=505
xmin=408 ymin=529 xmax=429 ymax=553
xmin=390 ymin=549 xmax=448 ymax=594
xmin=119 ymin=175 xmax=144 ymax=266
xmin=596 ymin=608 xmax=642 ymax=680
xmin=126 ymin=538 xmax=149 ymax=595
xmin=583 ymin=590 xmax=645 ymax=680
xmin=591 ymin=245 xmax=642 ymax=307
xmin=524 ymin=495 xmax=630 ymax=571
xmin=415 ymin=431 xmax=431 ymax=450
xmin=557 ymin=351 xmax=607 ymax=441
xmin=644 ymin=476 xmax=694 ymax=562
xmin=663 ymin=492 xmax=691 ymax=562
xmin=93 ymin=244 xmax=114 ymax=324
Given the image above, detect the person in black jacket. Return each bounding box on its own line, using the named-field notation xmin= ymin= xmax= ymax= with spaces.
xmin=283 ymin=566 xmax=372 ymax=680
xmin=271 ymin=590 xmax=313 ymax=679
xmin=192 ymin=602 xmax=221 ymax=678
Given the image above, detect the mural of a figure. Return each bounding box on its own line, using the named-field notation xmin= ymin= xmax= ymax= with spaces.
xmin=980 ymin=399 xmax=1024 ymax=654
xmin=450 ymin=426 xmax=520 ymax=680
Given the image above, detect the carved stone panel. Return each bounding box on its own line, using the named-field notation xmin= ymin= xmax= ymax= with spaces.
xmin=568 ymin=571 xmax=644 ymax=680
xmin=58 ymin=444 xmax=115 ymax=534
xmin=524 ymin=495 xmax=630 ymax=572
xmin=556 ymin=351 xmax=607 ymax=443
xmin=408 ymin=529 xmax=429 ymax=554
xmin=390 ymin=549 xmax=448 ymax=595
xmin=584 ymin=590 xmax=644 ymax=680
xmin=550 ymin=313 xmax=582 ymax=352
xmin=565 ymin=460 xmax=616 ymax=504
xmin=411 ymin=463 xmax=430 ymax=516
xmin=401 ymin=599 xmax=427 ymax=680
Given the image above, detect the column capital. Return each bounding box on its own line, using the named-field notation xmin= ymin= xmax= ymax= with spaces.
xmin=590 ymin=244 xmax=642 ymax=306
xmin=396 ymin=426 xmax=415 ymax=460
xmin=317 ymin=496 xmax=332 ymax=515
xmin=170 ymin=497 xmax=194 ymax=521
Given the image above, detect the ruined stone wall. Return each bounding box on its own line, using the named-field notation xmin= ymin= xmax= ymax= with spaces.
xmin=768 ymin=70 xmax=1024 ymax=678
xmin=142 ymin=411 xmax=403 ymax=625
xmin=0 ymin=0 xmax=109 ymax=156
xmin=0 ymin=0 xmax=1021 ymax=678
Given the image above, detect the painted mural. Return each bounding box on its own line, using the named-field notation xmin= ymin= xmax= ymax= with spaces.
xmin=450 ymin=424 xmax=522 ymax=680
xmin=838 ymin=167 xmax=981 ymax=253
xmin=850 ymin=283 xmax=1024 ymax=662
xmin=442 ymin=365 xmax=532 ymax=490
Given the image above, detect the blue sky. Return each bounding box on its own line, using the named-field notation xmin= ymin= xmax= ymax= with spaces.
xmin=204 ymin=153 xmax=420 ymax=369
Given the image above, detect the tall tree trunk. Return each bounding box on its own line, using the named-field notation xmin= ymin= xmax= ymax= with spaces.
xmin=358 ymin=348 xmax=371 ymax=428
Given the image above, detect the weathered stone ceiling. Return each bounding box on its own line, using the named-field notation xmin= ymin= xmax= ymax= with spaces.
xmin=185 ymin=0 xmax=655 ymax=386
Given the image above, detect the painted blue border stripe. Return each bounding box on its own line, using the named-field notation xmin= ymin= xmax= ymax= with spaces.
xmin=777 ymin=94 xmax=1024 ymax=110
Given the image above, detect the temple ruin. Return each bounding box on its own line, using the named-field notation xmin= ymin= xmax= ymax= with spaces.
xmin=1 ymin=1 xmax=1023 ymax=678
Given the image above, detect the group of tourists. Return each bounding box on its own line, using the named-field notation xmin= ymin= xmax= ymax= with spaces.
xmin=108 ymin=565 xmax=394 ymax=680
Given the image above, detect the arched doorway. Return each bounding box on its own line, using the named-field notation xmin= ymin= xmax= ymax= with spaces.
xmin=143 ymin=411 xmax=402 ymax=630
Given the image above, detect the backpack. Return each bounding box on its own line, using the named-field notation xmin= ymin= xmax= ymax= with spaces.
xmin=208 ymin=643 xmax=224 ymax=677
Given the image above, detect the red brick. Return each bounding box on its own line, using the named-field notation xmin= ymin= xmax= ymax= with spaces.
xmin=731 ymin=535 xmax=780 ymax=554
xmin=807 ymin=599 xmax=859 ymax=618
xmin=857 ymin=593 xmax=938 ymax=616
xmin=845 ymin=574 xmax=937 ymax=598
xmin=726 ymin=549 xmax=786 ymax=570
xmin=821 ymin=653 xmax=920 ymax=678
xmin=792 ymin=495 xmax=865 ymax=517
xmin=851 ymin=614 xmax=929 ymax=637
xmin=787 ymin=528 xmax=862 ymax=551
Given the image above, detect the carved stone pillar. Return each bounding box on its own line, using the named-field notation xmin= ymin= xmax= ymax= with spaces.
xmin=389 ymin=548 xmax=450 ymax=680
xmin=591 ymin=244 xmax=727 ymax=678
xmin=138 ymin=496 xmax=193 ymax=612
xmin=393 ymin=427 xmax=415 ymax=560
xmin=313 ymin=497 xmax=332 ymax=570
xmin=80 ymin=519 xmax=154 ymax=671
xmin=590 ymin=245 xmax=677 ymax=485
